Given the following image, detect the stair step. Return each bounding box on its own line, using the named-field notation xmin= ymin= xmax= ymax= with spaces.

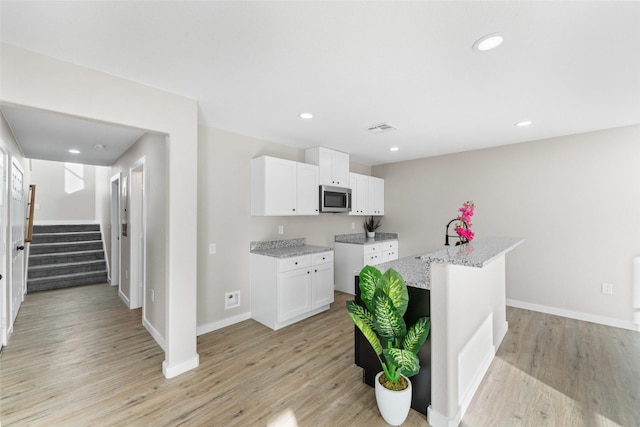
xmin=28 ymin=260 xmax=107 ymax=279
xmin=33 ymin=224 xmax=100 ymax=234
xmin=29 ymin=250 xmax=105 ymax=266
xmin=29 ymin=241 xmax=103 ymax=255
xmin=27 ymin=271 xmax=108 ymax=293
xmin=31 ymin=232 xmax=102 ymax=244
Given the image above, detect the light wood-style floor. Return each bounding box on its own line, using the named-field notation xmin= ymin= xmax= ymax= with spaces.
xmin=1 ymin=284 xmax=638 ymax=427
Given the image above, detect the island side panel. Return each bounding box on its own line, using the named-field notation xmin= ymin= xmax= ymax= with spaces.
xmin=428 ymin=255 xmax=507 ymax=427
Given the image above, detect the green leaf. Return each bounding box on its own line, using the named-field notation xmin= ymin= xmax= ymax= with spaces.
xmin=358 ymin=265 xmax=381 ymax=313
xmin=403 ymin=317 xmax=430 ymax=355
xmin=379 ymin=268 xmax=408 ymax=317
xmin=384 ymin=348 xmax=421 ymax=378
xmin=372 ymin=289 xmax=406 ymax=343
xmin=346 ymin=300 xmax=382 ymax=356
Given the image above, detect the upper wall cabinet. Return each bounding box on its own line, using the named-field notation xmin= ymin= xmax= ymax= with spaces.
xmin=305 ymin=146 xmax=349 ymax=187
xmin=251 ymin=156 xmax=319 ymax=216
xmin=349 ymin=172 xmax=385 ymax=216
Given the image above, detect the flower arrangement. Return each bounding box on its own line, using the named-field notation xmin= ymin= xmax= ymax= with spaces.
xmin=454 ymin=201 xmax=475 ymax=244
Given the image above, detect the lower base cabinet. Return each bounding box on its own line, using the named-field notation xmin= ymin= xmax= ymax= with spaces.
xmin=354 ymin=275 xmax=431 ymax=415
xmin=251 ymin=251 xmax=334 ymax=330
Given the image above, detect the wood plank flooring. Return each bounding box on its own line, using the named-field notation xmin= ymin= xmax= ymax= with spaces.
xmin=1 ymin=284 xmax=638 ymax=426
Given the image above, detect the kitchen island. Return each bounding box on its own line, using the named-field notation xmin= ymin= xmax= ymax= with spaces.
xmin=363 ymin=237 xmax=523 ymax=426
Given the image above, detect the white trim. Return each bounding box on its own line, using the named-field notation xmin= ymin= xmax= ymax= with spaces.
xmin=507 ymin=299 xmax=640 ymax=332
xmin=33 ymin=220 xmax=99 ymax=225
xmin=162 ymin=354 xmax=199 ymax=379
xmin=427 ymin=405 xmax=461 ymax=427
xmin=110 ymin=173 xmax=121 ymax=288
xmin=119 ymin=289 xmax=130 ymax=308
xmin=143 ymin=316 xmax=166 ymax=351
xmin=128 ymin=157 xmax=145 ymax=310
xmin=196 ymin=312 xmax=252 ymax=336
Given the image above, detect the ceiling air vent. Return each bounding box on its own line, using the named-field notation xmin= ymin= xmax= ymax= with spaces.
xmin=367 ymin=122 xmax=397 ymax=133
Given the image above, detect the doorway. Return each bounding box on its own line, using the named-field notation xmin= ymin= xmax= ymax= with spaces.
xmin=0 ymin=143 xmax=6 ymax=349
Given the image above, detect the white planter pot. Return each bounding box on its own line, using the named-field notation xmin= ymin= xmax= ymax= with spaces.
xmin=374 ymin=372 xmax=412 ymax=426
xmin=367 ymin=231 xmax=376 ymax=238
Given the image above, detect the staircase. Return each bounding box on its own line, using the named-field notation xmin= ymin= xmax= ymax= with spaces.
xmin=27 ymin=224 xmax=108 ymax=293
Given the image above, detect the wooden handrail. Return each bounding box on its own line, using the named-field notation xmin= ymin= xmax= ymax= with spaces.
xmin=25 ymin=184 xmax=36 ymax=243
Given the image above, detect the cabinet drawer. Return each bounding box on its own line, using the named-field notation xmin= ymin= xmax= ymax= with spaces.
xmin=383 ymin=240 xmax=398 ymax=251
xmin=364 ymin=243 xmax=383 ymax=255
xmin=383 ymin=250 xmax=398 ymax=263
xmin=365 ymin=253 xmax=383 ymax=266
xmin=278 ymin=255 xmax=311 ymax=272
xmin=312 ymin=251 xmax=333 ymax=265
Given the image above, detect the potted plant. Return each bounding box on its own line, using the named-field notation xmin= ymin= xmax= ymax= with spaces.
xmin=363 ymin=216 xmax=381 ymax=238
xmin=346 ymin=265 xmax=430 ymax=425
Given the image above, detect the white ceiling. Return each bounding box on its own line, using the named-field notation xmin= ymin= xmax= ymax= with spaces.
xmin=1 ymin=1 xmax=639 ymax=166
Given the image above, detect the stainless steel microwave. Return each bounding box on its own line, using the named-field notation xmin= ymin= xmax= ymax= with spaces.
xmin=319 ymin=185 xmax=352 ymax=213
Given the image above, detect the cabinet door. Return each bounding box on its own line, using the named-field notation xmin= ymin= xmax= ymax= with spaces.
xmin=331 ymin=151 xmax=350 ymax=187
xmin=364 ymin=253 xmax=382 ymax=266
xmin=369 ymin=177 xmax=384 ymax=215
xmin=312 ymin=261 xmax=334 ymax=308
xmin=278 ymin=268 xmax=312 ymax=322
xmin=296 ymin=163 xmax=319 ymax=215
xmin=349 ymin=173 xmax=369 ymax=216
xmin=252 ymin=156 xmax=297 ymax=216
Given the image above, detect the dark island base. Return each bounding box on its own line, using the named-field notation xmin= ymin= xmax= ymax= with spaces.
xmin=354 ymin=277 xmax=432 ymax=416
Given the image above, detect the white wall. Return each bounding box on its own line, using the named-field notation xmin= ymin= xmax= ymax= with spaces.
xmin=1 ymin=43 xmax=199 ymax=377
xmin=29 ymin=159 xmax=97 ymax=221
xmin=373 ymin=125 xmax=640 ymax=330
xmin=111 ymin=133 xmax=167 ymax=339
xmin=196 ymin=126 xmax=373 ymax=331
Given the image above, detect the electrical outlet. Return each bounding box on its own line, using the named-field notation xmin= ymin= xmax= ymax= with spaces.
xmin=278 ymin=225 xmax=284 ymax=235
xmin=601 ymin=283 xmax=613 ymax=294
xmin=151 ymin=289 xmax=155 ymax=302
xmin=209 ymin=243 xmax=217 ymax=255
xmin=351 ymin=222 xmax=355 ymax=229
xmin=225 ymin=291 xmax=241 ymax=309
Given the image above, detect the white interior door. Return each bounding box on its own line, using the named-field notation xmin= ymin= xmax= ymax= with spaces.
xmin=129 ymin=159 xmax=145 ymax=311
xmin=110 ymin=174 xmax=121 ymax=287
xmin=10 ymin=159 xmax=25 ymax=326
xmin=0 ymin=144 xmax=7 ymax=348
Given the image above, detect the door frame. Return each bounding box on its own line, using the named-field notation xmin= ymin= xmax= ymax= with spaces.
xmin=9 ymin=158 xmax=25 ymax=330
xmin=0 ymin=141 xmax=7 ymax=349
xmin=110 ymin=173 xmax=121 ymax=288
xmin=129 ymin=157 xmax=145 ymax=311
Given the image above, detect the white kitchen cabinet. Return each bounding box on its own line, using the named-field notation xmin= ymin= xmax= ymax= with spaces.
xmin=250 ymin=250 xmax=334 ymax=330
xmin=369 ymin=176 xmax=385 ymax=215
xmin=348 ymin=172 xmax=385 ymax=216
xmin=296 ymin=162 xmax=320 ymax=215
xmin=349 ymin=172 xmax=369 ymax=215
xmin=251 ymin=156 xmax=319 ymax=216
xmin=305 ymin=146 xmax=349 ymax=187
xmin=334 ymin=240 xmax=398 ymax=294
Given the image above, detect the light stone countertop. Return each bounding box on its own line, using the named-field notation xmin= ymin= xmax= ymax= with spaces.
xmin=334 ymin=232 xmax=399 ymax=245
xmin=250 ymin=238 xmax=332 ymax=258
xmin=376 ymin=237 xmax=524 ymax=290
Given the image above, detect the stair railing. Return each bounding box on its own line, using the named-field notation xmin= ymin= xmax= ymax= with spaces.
xmin=25 ymin=184 xmax=36 ymax=243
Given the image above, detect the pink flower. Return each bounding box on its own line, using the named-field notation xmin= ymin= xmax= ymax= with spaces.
xmin=454 ymin=201 xmax=475 ymax=243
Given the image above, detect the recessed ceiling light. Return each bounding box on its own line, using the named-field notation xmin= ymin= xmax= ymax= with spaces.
xmin=473 ymin=33 xmax=504 ymax=52
xmin=389 ymin=147 xmax=399 ymax=152
xmin=299 ymin=113 xmax=313 ymax=119
xmin=68 ymin=149 xmax=80 ymax=154
xmin=515 ymin=120 xmax=532 ymax=127
xmin=94 ymin=144 xmax=105 ymax=150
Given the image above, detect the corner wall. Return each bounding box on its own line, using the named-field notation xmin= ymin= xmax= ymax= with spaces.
xmin=373 ymin=125 xmax=640 ymax=330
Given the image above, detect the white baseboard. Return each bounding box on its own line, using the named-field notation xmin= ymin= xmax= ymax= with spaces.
xmin=507 ymin=299 xmax=640 ymax=332
xmin=196 ymin=312 xmax=251 ymax=336
xmin=143 ymin=317 xmax=166 ymax=351
xmin=118 ymin=290 xmax=130 ymax=307
xmin=162 ymin=354 xmax=199 ymax=379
